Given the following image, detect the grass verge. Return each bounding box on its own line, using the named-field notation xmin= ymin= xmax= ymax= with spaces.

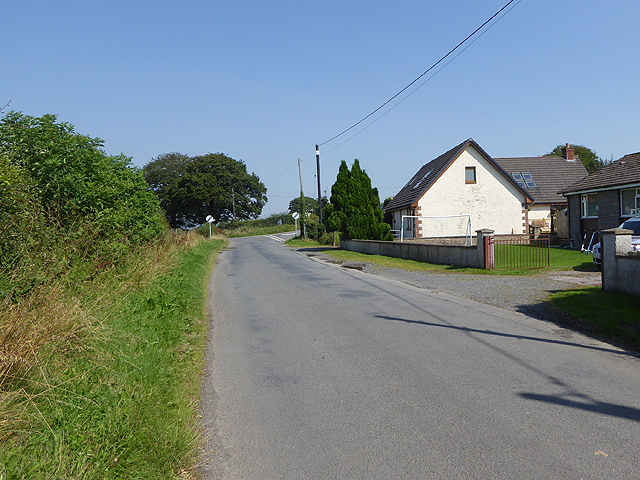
xmin=290 ymin=244 xmax=596 ymax=275
xmin=286 ymin=239 xmax=597 ymax=275
xmin=549 ymin=288 xmax=640 ymax=351
xmin=0 ymin=232 xmax=226 ymax=479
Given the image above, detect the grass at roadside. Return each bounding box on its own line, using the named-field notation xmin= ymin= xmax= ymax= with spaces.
xmin=549 ymin=288 xmax=640 ymax=351
xmin=286 ymin=240 xmax=596 ymax=275
xmin=0 ymin=232 xmax=226 ymax=479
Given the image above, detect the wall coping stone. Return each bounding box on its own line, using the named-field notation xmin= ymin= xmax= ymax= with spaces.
xmin=601 ymin=228 xmax=634 ymax=235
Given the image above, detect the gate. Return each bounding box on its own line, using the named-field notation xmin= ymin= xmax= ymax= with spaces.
xmin=491 ymin=234 xmax=550 ymax=270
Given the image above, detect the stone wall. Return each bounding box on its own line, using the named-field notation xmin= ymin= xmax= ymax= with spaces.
xmin=596 ymin=190 xmax=622 ymax=232
xmin=340 ymin=230 xmax=493 ymax=269
xmin=601 ymin=228 xmax=640 ymax=297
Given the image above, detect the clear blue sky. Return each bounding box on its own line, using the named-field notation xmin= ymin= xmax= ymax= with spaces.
xmin=4 ymin=1 xmax=640 ymax=216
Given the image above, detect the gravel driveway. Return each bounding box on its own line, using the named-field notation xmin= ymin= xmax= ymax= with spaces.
xmin=300 ymin=248 xmax=602 ymax=325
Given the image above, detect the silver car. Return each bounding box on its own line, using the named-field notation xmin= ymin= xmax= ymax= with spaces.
xmin=592 ymin=216 xmax=640 ymax=269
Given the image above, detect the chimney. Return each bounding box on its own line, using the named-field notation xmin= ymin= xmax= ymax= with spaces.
xmin=565 ymin=143 xmax=575 ymax=161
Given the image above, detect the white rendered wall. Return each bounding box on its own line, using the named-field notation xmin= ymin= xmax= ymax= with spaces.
xmin=528 ymin=205 xmax=551 ymax=221
xmin=416 ymin=146 xmax=526 ymax=235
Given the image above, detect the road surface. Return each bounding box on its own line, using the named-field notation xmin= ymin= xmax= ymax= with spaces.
xmin=201 ymin=235 xmax=640 ymax=479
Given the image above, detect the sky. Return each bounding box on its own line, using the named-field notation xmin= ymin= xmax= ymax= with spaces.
xmin=3 ymin=0 xmax=640 ymax=217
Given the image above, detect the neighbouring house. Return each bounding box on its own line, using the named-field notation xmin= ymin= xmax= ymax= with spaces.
xmin=493 ymin=145 xmax=588 ymax=235
xmin=384 ymin=138 xmax=533 ymax=240
xmin=561 ymin=151 xmax=640 ymax=248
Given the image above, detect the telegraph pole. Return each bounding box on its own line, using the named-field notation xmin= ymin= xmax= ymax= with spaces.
xmin=231 ymin=187 xmax=236 ymax=219
xmin=316 ymin=144 xmax=322 ymax=223
xmin=298 ymin=158 xmax=307 ymax=239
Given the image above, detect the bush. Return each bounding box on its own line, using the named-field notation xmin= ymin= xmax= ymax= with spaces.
xmin=302 ymin=215 xmax=325 ymax=240
xmin=0 ymin=112 xmax=168 ymax=301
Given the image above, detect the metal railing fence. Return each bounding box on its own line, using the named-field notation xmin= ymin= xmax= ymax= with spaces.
xmin=491 ymin=234 xmax=550 ymax=270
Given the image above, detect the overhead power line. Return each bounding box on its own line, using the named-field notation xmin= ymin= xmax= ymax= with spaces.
xmin=318 ymin=0 xmax=521 ymax=148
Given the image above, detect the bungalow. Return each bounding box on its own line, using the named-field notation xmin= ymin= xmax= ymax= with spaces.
xmin=561 ymin=151 xmax=640 ymax=248
xmin=384 ymin=138 xmax=533 ymax=239
xmin=493 ymin=145 xmax=588 ymax=233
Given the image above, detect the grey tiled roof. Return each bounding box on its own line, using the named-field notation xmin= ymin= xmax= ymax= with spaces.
xmin=493 ymin=156 xmax=588 ymax=205
xmin=561 ymin=152 xmax=640 ymax=193
xmin=385 ymin=138 xmax=531 ymax=211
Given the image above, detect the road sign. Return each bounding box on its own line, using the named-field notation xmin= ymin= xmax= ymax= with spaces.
xmin=205 ymin=215 xmax=215 ymax=238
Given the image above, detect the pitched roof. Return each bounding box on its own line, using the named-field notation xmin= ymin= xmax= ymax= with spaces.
xmin=561 ymin=152 xmax=640 ymax=193
xmin=384 ymin=138 xmax=532 ymax=211
xmin=493 ymin=156 xmax=588 ymax=205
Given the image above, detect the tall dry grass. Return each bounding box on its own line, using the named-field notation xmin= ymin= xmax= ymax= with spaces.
xmin=0 ymin=285 xmax=94 ymax=441
xmin=0 ymin=229 xmax=205 ymax=444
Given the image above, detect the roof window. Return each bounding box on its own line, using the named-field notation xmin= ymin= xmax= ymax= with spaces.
xmin=412 ymin=170 xmax=432 ymax=189
xmin=521 ymin=172 xmax=536 ymax=187
xmin=512 ymin=172 xmax=526 ymax=188
xmin=512 ymin=172 xmax=536 ymax=188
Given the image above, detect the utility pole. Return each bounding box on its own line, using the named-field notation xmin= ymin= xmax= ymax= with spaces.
xmin=316 ymin=144 xmax=322 ymax=223
xmin=231 ymin=187 xmax=236 ymax=219
xmin=298 ymin=158 xmax=307 ymax=239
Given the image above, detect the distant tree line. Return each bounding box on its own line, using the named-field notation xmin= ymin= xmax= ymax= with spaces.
xmin=143 ymin=153 xmax=267 ymax=229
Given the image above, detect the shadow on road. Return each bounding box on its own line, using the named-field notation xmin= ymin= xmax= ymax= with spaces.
xmin=374 ymin=314 xmax=637 ymax=357
xmin=518 ymin=392 xmax=640 ymax=423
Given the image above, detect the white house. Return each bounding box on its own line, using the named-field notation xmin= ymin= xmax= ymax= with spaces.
xmin=384 ymin=139 xmax=533 ymax=239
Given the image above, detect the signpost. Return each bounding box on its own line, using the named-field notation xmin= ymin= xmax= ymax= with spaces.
xmin=205 ymin=215 xmax=215 ymax=238
xmin=292 ymin=212 xmax=300 ymax=236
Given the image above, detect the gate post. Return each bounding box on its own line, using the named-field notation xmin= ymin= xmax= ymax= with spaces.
xmin=476 ymin=229 xmax=495 ymax=270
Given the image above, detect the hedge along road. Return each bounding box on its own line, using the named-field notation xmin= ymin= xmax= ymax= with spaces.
xmin=200 ymin=235 xmax=640 ymax=480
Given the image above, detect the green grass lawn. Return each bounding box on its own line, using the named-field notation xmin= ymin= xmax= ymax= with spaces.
xmin=550 ymin=287 xmax=640 ymax=352
xmin=287 ymin=240 xmax=597 ymax=275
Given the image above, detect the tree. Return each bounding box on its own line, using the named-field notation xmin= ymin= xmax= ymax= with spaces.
xmin=544 ymin=144 xmax=608 ymax=174
xmin=288 ymin=196 xmax=319 ymax=216
xmin=143 ymin=153 xmax=267 ymax=228
xmin=324 ymin=159 xmax=393 ymax=241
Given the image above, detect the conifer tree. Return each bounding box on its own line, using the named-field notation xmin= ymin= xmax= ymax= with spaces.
xmin=324 ymin=159 xmax=393 ymax=241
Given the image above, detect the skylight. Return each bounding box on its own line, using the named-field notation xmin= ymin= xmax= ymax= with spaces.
xmin=521 ymin=172 xmax=536 ymax=187
xmin=412 ymin=170 xmax=432 ymax=189
xmin=512 ymin=172 xmax=536 ymax=189
xmin=512 ymin=172 xmax=526 ymax=188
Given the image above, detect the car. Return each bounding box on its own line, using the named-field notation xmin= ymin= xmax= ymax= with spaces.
xmin=592 ymin=216 xmax=640 ymax=270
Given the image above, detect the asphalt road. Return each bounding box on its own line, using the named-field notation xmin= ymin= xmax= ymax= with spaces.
xmin=200 ymin=235 xmax=640 ymax=479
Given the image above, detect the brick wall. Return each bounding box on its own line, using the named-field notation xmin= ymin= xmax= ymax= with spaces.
xmin=596 ymin=190 xmax=621 ymax=231
xmin=568 ymin=190 xmax=624 ymax=248
xmin=414 ymin=206 xmax=422 ymax=237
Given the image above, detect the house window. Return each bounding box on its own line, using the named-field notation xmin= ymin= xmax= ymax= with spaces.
xmin=621 ymin=188 xmax=640 ymax=216
xmin=581 ymin=193 xmax=599 ymax=218
xmin=465 ymin=167 xmax=476 ymax=184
